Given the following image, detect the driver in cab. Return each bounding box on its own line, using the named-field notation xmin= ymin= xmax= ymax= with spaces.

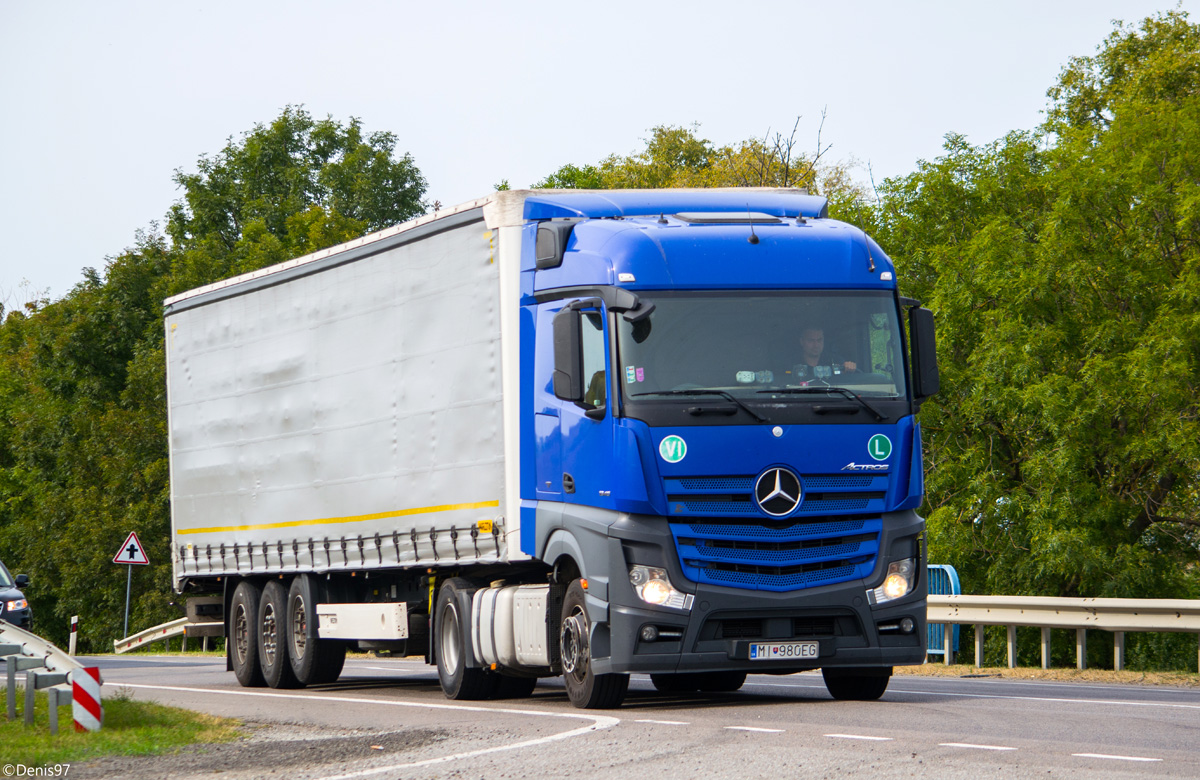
xmin=792 ymin=326 xmax=857 ymax=384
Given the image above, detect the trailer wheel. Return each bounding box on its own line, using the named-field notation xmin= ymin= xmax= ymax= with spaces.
xmin=435 ymin=578 xmax=495 ymax=700
xmin=822 ymin=668 xmax=891 ymax=700
xmin=561 ymin=580 xmax=628 ymax=709
xmin=287 ymin=574 xmax=346 ymax=685
xmin=230 ymin=581 xmax=265 ymax=687
xmin=259 ymin=580 xmax=303 ymax=689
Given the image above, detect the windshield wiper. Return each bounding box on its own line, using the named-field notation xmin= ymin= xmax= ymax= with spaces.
xmin=757 ymin=386 xmax=887 ymax=421
xmin=631 ymin=389 xmax=769 ymax=423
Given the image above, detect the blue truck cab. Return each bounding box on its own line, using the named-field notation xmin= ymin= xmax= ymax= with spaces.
xmin=519 ymin=189 xmax=938 ymax=705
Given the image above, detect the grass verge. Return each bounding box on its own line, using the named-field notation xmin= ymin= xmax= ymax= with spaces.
xmin=896 ymin=662 xmax=1200 ymax=687
xmin=0 ymin=687 xmax=239 ymax=766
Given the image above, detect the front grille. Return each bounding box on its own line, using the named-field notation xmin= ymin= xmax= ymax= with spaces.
xmin=664 ymin=473 xmax=889 ymax=519
xmin=720 ymin=619 xmax=764 ymax=638
xmin=671 ymin=516 xmax=880 ymax=592
xmin=793 ymin=617 xmax=837 ymax=636
xmin=704 ymin=615 xmax=848 ymax=641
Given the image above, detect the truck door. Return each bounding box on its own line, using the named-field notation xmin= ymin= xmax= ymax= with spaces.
xmin=555 ymin=300 xmax=615 ymax=509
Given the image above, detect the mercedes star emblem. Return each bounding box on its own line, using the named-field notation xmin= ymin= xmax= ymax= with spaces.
xmin=754 ymin=467 xmax=803 ymax=517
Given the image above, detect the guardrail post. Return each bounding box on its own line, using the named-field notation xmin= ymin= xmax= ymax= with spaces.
xmin=1041 ymin=627 xmax=1051 ymax=669
xmin=1006 ymin=625 xmax=1016 ymax=668
xmin=974 ymin=625 xmax=984 ymax=667
xmin=25 ymin=670 xmax=69 ymax=727
xmin=1076 ymin=628 xmax=1087 ymax=670
xmin=943 ymin=624 xmax=953 ymax=665
xmin=47 ymin=685 xmax=71 ymax=735
xmin=1114 ymin=631 xmax=1124 ymax=671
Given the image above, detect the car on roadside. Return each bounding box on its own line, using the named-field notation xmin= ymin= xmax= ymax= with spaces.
xmin=0 ymin=560 xmax=31 ymax=629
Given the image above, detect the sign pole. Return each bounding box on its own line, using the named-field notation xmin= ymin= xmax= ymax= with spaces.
xmin=123 ymin=565 xmax=132 ymax=639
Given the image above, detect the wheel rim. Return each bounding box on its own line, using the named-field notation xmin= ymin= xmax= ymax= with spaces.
xmin=291 ymin=594 xmax=307 ymax=660
xmin=440 ymin=603 xmax=460 ymax=671
xmin=262 ymin=603 xmax=278 ymax=667
xmin=560 ymin=607 xmax=589 ymax=680
xmin=234 ymin=603 xmax=249 ymax=666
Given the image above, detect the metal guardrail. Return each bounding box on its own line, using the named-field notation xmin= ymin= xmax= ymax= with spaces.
xmin=113 ymin=617 xmax=189 ymax=654
xmin=0 ymin=619 xmax=94 ymax=733
xmin=928 ymin=594 xmax=1200 ymax=671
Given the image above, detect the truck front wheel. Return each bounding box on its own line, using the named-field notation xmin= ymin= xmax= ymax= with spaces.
xmin=560 ymin=580 xmax=628 ymax=709
xmin=435 ymin=578 xmax=496 ymax=700
xmin=230 ymin=581 xmax=265 ymax=687
xmin=822 ymin=667 xmax=891 ymax=700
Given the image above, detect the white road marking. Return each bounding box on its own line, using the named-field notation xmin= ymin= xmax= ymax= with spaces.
xmin=940 ymin=742 xmax=1017 ymax=751
xmin=1073 ymin=753 xmax=1162 ymax=763
xmin=726 ymin=726 xmax=784 ymax=733
xmin=743 ymin=680 xmax=1200 ymax=711
xmin=635 ymin=719 xmax=690 ymax=725
xmin=825 ymin=734 xmax=893 ymax=741
xmin=118 ymin=683 xmax=618 ymax=780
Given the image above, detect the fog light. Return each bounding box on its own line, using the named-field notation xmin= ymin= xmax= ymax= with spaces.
xmin=641 ymin=625 xmax=659 ymax=642
xmin=900 ymin=617 xmax=915 ymax=634
xmin=628 ymin=565 xmax=695 ymax=610
xmin=868 ymin=558 xmax=917 ymax=605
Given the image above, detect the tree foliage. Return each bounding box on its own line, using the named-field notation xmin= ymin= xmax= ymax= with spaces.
xmin=873 ymin=10 xmax=1200 ymax=608
xmin=0 ymin=107 xmax=425 ymax=650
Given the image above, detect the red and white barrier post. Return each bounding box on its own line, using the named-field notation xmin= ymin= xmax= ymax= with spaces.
xmin=68 ymin=615 xmax=78 ymax=656
xmin=72 ymin=666 xmax=102 ymax=732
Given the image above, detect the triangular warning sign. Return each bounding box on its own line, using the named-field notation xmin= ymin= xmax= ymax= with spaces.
xmin=113 ymin=531 xmax=150 ymax=565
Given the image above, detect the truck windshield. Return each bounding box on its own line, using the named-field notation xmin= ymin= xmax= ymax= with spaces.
xmin=617 ymin=291 xmax=907 ymax=407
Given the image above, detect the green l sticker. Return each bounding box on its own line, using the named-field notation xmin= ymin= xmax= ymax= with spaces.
xmin=868 ymin=434 xmax=892 ymax=461
xmin=659 ymin=435 xmax=687 ymax=463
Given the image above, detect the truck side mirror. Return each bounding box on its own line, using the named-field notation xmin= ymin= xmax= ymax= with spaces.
xmin=909 ymin=306 xmax=940 ymax=400
xmin=552 ymin=308 xmax=583 ymax=401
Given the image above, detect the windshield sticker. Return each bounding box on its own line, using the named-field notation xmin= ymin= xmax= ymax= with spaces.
xmin=736 ymin=371 xmax=755 ymax=384
xmin=868 ymin=434 xmax=892 ymax=461
xmin=659 ymin=435 xmax=687 ymax=463
xmin=625 ymin=366 xmax=636 ymax=384
xmin=636 ymin=367 xmax=644 ymax=382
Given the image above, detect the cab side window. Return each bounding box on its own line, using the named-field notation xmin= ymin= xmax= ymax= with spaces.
xmin=581 ymin=311 xmax=606 ymax=409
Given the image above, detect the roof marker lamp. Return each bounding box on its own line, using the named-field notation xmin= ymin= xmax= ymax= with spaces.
xmin=629 ymin=565 xmax=694 ymax=610
xmin=868 ymin=558 xmax=916 ymax=605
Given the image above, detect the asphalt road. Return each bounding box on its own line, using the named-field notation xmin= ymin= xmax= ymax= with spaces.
xmin=65 ymin=655 xmax=1200 ymax=779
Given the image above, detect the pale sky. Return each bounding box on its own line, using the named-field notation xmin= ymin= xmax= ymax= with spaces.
xmin=1 ymin=1 xmax=1194 ymax=303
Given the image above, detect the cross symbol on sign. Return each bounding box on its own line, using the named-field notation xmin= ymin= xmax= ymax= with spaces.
xmin=113 ymin=531 xmax=150 ymax=565
xmin=126 ymin=543 xmax=140 ymax=560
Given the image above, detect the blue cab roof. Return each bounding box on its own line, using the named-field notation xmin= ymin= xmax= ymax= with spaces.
xmin=523 ymin=189 xmax=830 ymax=221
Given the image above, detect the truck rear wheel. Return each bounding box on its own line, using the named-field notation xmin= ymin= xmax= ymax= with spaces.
xmin=822 ymin=668 xmax=891 ymax=700
xmin=435 ymin=578 xmax=496 ymax=700
xmin=230 ymin=581 xmax=265 ymax=687
xmin=287 ymin=574 xmax=346 ymax=685
xmin=561 ymin=580 xmax=628 ymax=709
xmin=259 ymin=580 xmax=303 ymax=689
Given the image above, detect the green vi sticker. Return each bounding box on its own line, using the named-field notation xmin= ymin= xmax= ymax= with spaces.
xmin=659 ymin=435 xmax=687 ymax=463
xmin=868 ymin=434 xmax=892 ymax=461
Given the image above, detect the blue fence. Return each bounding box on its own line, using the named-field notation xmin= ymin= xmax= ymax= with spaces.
xmin=926 ymin=564 xmax=960 ymax=656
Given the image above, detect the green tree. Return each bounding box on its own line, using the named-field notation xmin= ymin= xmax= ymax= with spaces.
xmin=874 ymin=11 xmax=1200 ymax=614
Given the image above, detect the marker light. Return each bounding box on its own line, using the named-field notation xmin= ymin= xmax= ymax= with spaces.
xmin=869 ymin=559 xmax=916 ymax=605
xmin=628 ymin=565 xmax=695 ymax=610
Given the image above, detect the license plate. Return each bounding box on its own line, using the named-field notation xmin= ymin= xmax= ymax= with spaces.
xmin=749 ymin=641 xmax=819 ymax=661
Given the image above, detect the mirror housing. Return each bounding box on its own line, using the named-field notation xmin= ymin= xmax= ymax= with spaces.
xmin=14 ymin=574 xmax=28 ymax=588
xmin=909 ymin=306 xmax=940 ymax=401
xmin=552 ymin=307 xmax=583 ymax=401
xmin=536 ymin=222 xmax=577 ymax=269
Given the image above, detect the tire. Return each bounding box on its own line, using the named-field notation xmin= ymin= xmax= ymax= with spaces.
xmin=560 ymin=580 xmax=628 ymax=709
xmin=435 ymin=578 xmax=496 ymax=700
xmin=822 ymin=668 xmax=891 ymax=701
xmin=230 ymin=581 xmax=265 ymax=687
xmin=259 ymin=580 xmax=303 ymax=689
xmin=287 ymin=574 xmax=346 ymax=686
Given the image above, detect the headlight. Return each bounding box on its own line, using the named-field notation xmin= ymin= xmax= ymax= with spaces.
xmin=6 ymin=599 xmax=28 ymax=611
xmin=628 ymin=566 xmax=694 ymax=610
xmin=868 ymin=559 xmax=916 ymax=605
